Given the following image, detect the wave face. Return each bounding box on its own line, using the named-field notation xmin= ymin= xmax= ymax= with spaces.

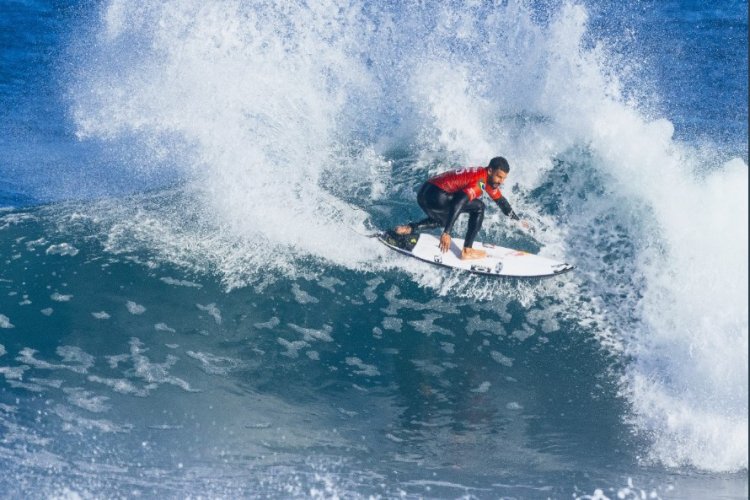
xmin=0 ymin=0 xmax=747 ymax=496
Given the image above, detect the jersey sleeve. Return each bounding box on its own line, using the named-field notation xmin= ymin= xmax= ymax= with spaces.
xmin=496 ymin=196 xmax=520 ymax=220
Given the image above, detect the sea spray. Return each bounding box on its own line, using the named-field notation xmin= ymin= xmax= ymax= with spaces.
xmin=73 ymin=0 xmax=379 ymax=275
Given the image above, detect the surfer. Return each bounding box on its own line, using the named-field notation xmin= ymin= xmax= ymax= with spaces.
xmin=394 ymin=157 xmax=529 ymax=260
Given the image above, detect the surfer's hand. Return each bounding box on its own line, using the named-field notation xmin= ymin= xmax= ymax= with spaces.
xmin=520 ymin=219 xmax=532 ymax=231
xmin=439 ymin=232 xmax=451 ymax=253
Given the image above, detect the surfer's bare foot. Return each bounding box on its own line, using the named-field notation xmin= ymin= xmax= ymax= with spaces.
xmin=461 ymin=247 xmax=487 ymax=260
xmin=394 ymin=225 xmax=412 ymax=235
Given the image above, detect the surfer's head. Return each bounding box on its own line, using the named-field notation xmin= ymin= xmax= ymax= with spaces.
xmin=487 ymin=156 xmax=510 ymax=187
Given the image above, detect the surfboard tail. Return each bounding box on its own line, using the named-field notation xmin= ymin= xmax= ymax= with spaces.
xmin=379 ymin=230 xmax=420 ymax=252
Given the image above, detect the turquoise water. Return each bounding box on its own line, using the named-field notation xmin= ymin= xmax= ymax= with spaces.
xmin=0 ymin=1 xmax=747 ymax=498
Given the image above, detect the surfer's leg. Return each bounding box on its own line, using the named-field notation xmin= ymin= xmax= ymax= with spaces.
xmin=395 ymin=218 xmax=440 ymax=235
xmin=460 ymin=199 xmax=487 ymax=259
xmin=396 ymin=183 xmax=449 ymax=234
xmin=417 ymin=183 xmax=452 ymax=224
xmin=395 ymin=218 xmax=440 ymax=234
xmin=463 ymin=199 xmax=485 ymax=247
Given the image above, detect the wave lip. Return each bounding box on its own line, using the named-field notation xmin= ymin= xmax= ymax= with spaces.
xmin=627 ymin=371 xmax=748 ymax=472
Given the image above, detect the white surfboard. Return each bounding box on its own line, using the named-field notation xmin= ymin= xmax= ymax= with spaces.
xmin=378 ymin=231 xmax=573 ymax=278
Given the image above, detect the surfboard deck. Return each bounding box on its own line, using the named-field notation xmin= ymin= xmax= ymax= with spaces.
xmin=378 ymin=231 xmax=573 ymax=278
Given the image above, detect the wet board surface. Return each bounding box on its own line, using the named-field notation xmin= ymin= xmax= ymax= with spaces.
xmin=378 ymin=231 xmax=573 ymax=278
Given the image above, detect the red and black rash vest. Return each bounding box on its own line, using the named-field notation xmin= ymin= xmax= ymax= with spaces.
xmin=428 ymin=166 xmax=502 ymax=202
xmin=428 ymin=166 xmax=518 ymax=220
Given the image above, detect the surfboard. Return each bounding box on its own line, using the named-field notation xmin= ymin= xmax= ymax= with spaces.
xmin=378 ymin=231 xmax=573 ymax=278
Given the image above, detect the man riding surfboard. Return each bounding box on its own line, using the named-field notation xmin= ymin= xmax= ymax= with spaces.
xmin=393 ymin=156 xmax=529 ymax=260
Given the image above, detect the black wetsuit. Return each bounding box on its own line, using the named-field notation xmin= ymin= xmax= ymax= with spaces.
xmin=406 ymin=169 xmax=519 ymax=248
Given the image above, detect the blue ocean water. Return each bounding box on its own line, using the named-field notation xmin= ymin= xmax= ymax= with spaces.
xmin=0 ymin=0 xmax=747 ymax=498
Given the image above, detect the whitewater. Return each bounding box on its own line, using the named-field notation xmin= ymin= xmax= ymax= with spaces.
xmin=0 ymin=0 xmax=747 ymax=498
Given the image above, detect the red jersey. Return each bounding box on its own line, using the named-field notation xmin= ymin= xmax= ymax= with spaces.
xmin=428 ymin=167 xmax=502 ymax=202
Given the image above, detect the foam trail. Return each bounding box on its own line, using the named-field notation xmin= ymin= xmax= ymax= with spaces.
xmin=73 ymin=0 xmax=385 ymax=279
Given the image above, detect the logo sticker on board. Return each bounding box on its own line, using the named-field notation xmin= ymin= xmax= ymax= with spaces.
xmin=470 ymin=264 xmax=491 ymax=273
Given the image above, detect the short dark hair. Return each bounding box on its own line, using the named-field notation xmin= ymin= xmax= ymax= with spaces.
xmin=488 ymin=156 xmax=510 ymax=172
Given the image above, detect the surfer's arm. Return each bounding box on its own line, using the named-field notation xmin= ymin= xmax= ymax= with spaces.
xmin=495 ymin=196 xmax=520 ymax=220
xmin=496 ymin=196 xmax=533 ymax=231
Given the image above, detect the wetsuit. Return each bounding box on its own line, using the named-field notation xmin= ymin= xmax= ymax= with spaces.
xmin=407 ymin=167 xmax=519 ymax=248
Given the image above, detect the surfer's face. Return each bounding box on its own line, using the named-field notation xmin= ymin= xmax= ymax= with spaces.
xmin=488 ymin=168 xmax=507 ymax=188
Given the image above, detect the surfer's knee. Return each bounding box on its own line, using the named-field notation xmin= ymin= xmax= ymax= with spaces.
xmin=466 ymin=199 xmax=485 ymax=212
xmin=468 ymin=200 xmax=485 ymax=219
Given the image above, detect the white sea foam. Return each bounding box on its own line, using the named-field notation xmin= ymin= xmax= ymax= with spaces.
xmin=408 ymin=314 xmax=453 ymax=337
xmin=490 ymin=351 xmax=513 ymax=368
xmin=466 ymin=314 xmax=508 ymax=337
xmin=345 ymin=357 xmax=380 ymax=377
xmin=45 ymin=243 xmax=79 ymax=257
xmin=28 ymin=377 xmax=64 ymax=389
xmin=254 ymin=317 xmax=280 ymax=329
xmin=440 ymin=342 xmax=456 ymax=354
xmin=0 ymin=212 xmax=36 ymax=230
xmin=291 ymin=283 xmax=319 ymax=305
xmin=159 ymin=277 xmax=202 ymax=288
xmin=16 ymin=346 xmax=94 ymax=374
xmin=87 ymin=375 xmax=147 ymax=397
xmin=278 ymin=338 xmax=308 ymax=359
xmin=125 ymin=301 xmax=146 ymax=315
xmin=53 ymin=404 xmax=131 ymax=434
xmin=471 ymin=381 xmax=491 ymax=393
xmin=288 ymin=323 xmax=334 ymax=343
xmin=57 ymin=346 xmax=95 ymax=371
xmin=0 ymin=314 xmax=14 ymax=329
xmin=63 ymin=387 xmax=111 ymax=413
xmin=0 ymin=366 xmax=27 ymax=381
xmin=126 ymin=338 xmax=195 ymax=392
xmin=363 ymin=277 xmax=384 ymax=303
xmin=318 ymin=276 xmax=345 ymax=293
xmin=186 ymin=350 xmax=242 ymax=375
xmin=196 ymin=303 xmax=221 ymax=324
xmin=381 ymin=317 xmax=402 ymax=333
xmin=25 ymin=237 xmax=48 ymax=250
